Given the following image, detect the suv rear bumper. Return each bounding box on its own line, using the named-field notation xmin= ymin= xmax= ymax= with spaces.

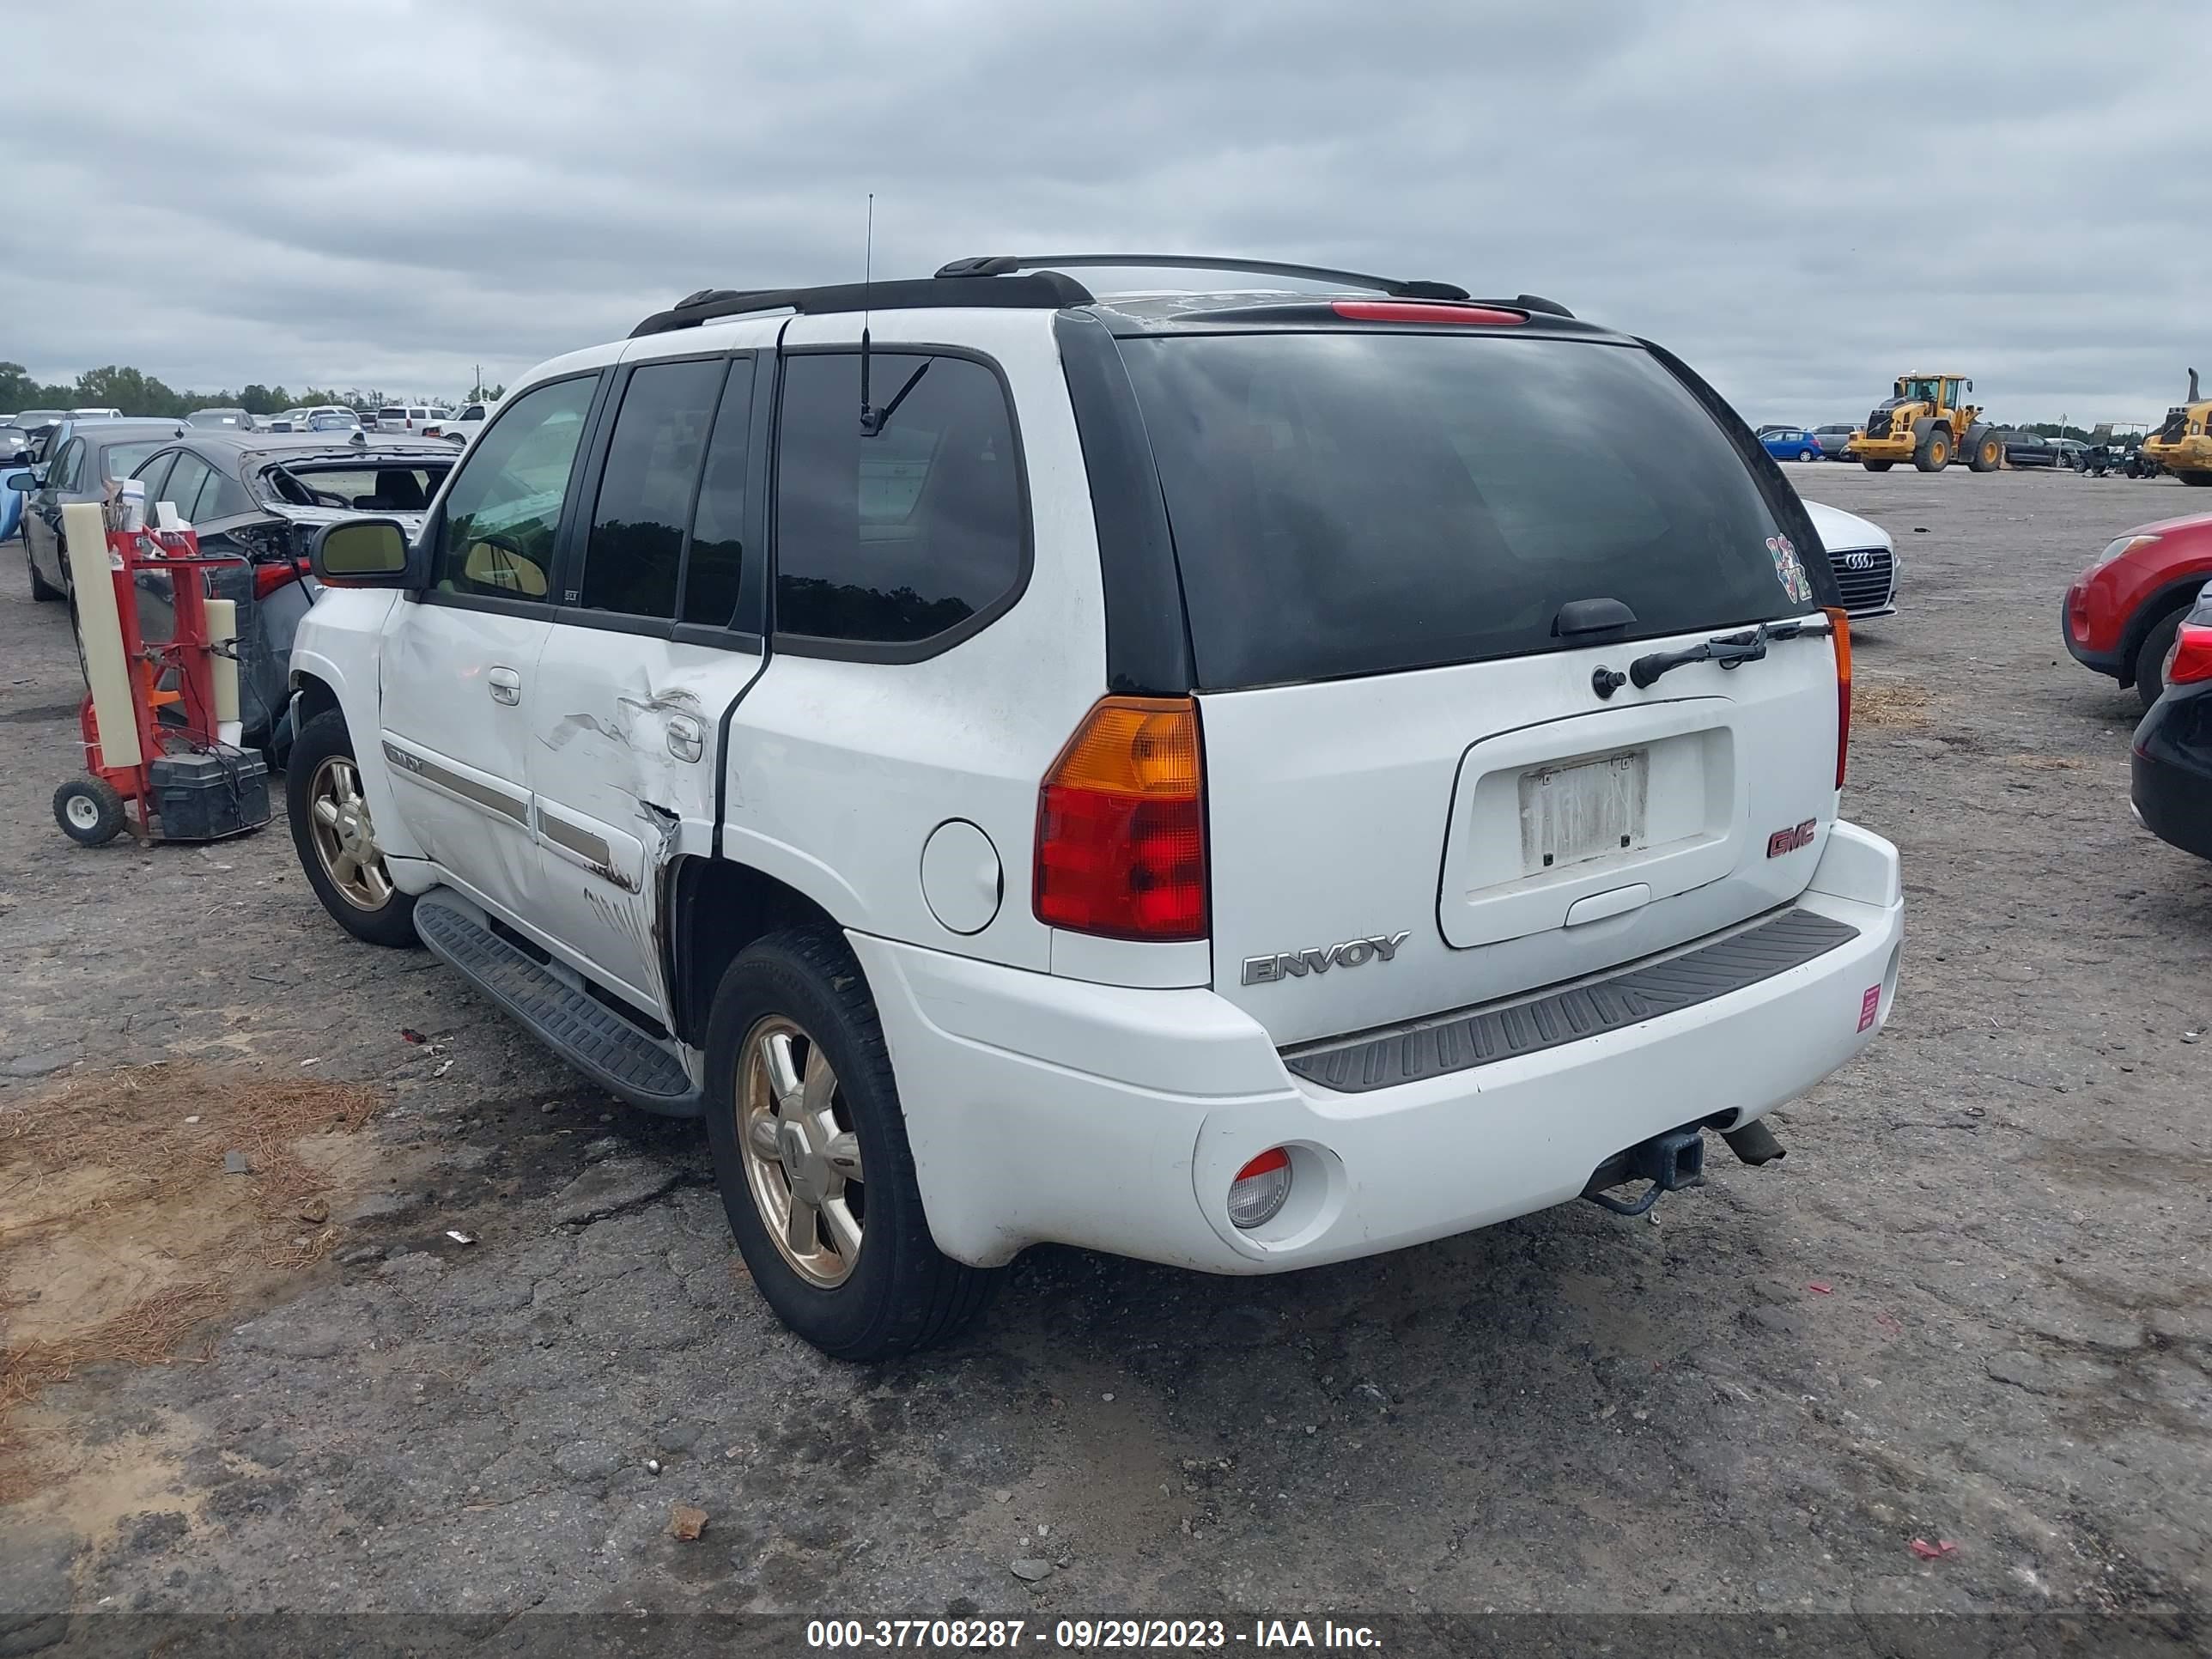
xmin=854 ymin=822 xmax=1903 ymax=1273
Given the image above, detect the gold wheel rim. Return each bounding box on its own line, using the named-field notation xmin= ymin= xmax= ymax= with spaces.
xmin=736 ymin=1015 xmax=866 ymax=1288
xmin=307 ymin=755 xmax=392 ymax=911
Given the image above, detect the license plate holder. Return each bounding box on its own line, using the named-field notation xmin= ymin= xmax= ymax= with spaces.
xmin=1517 ymin=750 xmax=1650 ymax=875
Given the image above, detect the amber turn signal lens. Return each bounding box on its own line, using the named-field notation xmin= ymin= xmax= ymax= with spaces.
xmin=1035 ymin=697 xmax=1207 ymax=941
xmin=1824 ymin=606 xmax=1851 ymax=789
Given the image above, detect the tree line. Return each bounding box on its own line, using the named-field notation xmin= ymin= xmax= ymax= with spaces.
xmin=1 ymin=362 xmax=502 ymax=421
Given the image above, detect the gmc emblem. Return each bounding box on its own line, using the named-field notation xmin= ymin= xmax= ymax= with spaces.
xmin=1766 ymin=818 xmax=1818 ymax=859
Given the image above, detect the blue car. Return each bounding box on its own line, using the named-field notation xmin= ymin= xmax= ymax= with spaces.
xmin=1758 ymin=427 xmax=1825 ymax=464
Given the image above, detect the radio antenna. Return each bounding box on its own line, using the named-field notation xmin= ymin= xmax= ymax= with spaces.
xmin=860 ymin=193 xmax=879 ymax=436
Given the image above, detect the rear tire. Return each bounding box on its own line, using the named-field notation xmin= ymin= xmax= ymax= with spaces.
xmin=287 ymin=709 xmax=420 ymax=947
xmin=1914 ymin=428 xmax=1951 ymax=471
xmin=702 ymin=926 xmax=999 ymax=1360
xmin=2136 ymin=607 xmax=2187 ymax=708
xmin=1798 ymin=448 xmax=1816 ymax=463
xmin=1862 ymin=460 xmax=1893 ymax=472
xmin=1967 ymin=430 xmax=2002 ymax=472
xmin=2180 ymin=471 xmax=2212 ymax=488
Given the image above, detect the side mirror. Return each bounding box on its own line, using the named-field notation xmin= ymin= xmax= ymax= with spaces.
xmin=4 ymin=471 xmax=30 ymax=492
xmin=308 ymin=518 xmax=414 ymax=586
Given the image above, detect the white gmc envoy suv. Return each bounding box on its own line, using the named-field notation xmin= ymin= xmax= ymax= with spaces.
xmin=285 ymin=254 xmax=1904 ymax=1359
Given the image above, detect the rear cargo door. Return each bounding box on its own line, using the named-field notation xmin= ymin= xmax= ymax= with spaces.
xmin=1117 ymin=325 xmax=1841 ymax=1048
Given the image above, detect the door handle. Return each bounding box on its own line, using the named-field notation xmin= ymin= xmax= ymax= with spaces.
xmin=666 ymin=714 xmax=703 ymax=763
xmin=488 ymin=666 xmax=521 ymax=706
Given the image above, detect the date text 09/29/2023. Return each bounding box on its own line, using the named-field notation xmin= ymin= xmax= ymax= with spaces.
xmin=805 ymin=1617 xmax=1382 ymax=1650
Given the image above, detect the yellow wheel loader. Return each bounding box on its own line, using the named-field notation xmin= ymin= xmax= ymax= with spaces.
xmin=1848 ymin=374 xmax=2002 ymax=473
xmin=2142 ymin=368 xmax=2212 ymax=488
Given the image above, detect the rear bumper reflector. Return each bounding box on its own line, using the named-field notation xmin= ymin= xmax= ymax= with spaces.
xmin=1282 ymin=908 xmax=1861 ymax=1094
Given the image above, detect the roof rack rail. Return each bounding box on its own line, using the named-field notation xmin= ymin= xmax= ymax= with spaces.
xmin=630 ymin=271 xmax=1095 ymax=339
xmin=936 ymin=253 xmax=1472 ymax=302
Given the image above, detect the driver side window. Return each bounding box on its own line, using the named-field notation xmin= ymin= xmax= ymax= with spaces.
xmin=431 ymin=375 xmax=599 ymax=601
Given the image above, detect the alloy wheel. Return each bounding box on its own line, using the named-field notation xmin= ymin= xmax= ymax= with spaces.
xmin=737 ymin=1015 xmax=866 ymax=1287
xmin=307 ymin=755 xmax=393 ymax=910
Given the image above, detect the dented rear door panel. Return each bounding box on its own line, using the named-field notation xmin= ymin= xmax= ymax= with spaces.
xmin=526 ymin=629 xmax=765 ymax=1017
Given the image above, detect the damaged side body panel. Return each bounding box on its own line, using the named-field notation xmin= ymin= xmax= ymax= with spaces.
xmin=526 ymin=630 xmax=765 ymax=1029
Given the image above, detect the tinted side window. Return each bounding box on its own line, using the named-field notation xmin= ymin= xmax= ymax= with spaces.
xmin=433 ymin=375 xmax=598 ymax=601
xmin=680 ymin=368 xmax=753 ymax=628
xmin=49 ymin=439 xmax=84 ymax=491
xmin=161 ymin=453 xmax=213 ymax=518
xmin=774 ymin=353 xmax=1024 ymax=645
xmin=577 ymin=359 xmax=724 ymax=619
xmin=133 ymin=448 xmax=179 ymax=502
xmin=196 ymin=466 xmax=253 ymax=521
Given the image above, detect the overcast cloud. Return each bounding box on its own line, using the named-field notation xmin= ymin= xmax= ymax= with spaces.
xmin=7 ymin=1 xmax=2206 ymax=425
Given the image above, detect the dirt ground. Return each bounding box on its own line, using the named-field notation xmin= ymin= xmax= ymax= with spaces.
xmin=2 ymin=467 xmax=2208 ymax=1646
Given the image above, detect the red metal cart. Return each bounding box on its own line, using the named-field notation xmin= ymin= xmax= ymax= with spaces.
xmin=52 ymin=520 xmax=272 ymax=846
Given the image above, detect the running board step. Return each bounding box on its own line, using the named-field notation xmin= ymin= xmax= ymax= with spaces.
xmin=414 ymin=891 xmax=702 ymax=1116
xmin=1283 ymin=907 xmax=1861 ymax=1095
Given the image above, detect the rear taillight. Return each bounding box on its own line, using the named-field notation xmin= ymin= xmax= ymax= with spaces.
xmin=1034 ymin=696 xmax=1206 ymax=940
xmin=2066 ymin=582 xmax=2091 ymax=643
xmin=254 ymin=556 xmax=313 ymax=600
xmin=1826 ymin=606 xmax=1851 ymax=789
xmin=1330 ymin=300 xmax=1526 ymax=325
xmin=2171 ymin=623 xmax=2212 ymax=687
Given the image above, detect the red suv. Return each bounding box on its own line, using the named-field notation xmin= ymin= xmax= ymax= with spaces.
xmin=2064 ymin=511 xmax=2212 ymax=706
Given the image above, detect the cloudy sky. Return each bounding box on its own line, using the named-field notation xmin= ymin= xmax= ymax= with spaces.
xmin=9 ymin=2 xmax=2206 ymax=426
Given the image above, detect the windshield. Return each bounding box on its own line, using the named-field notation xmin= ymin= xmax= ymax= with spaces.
xmin=1116 ymin=331 xmax=1808 ymax=689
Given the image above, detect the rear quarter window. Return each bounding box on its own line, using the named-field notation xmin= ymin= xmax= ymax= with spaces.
xmin=1117 ymin=331 xmax=1812 ymax=688
xmin=772 ymin=350 xmax=1026 ymax=649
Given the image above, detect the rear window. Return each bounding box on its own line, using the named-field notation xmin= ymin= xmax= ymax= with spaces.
xmin=378 ymin=407 xmax=405 ymax=420
xmin=1117 ymin=332 xmax=1809 ymax=689
xmin=100 ymin=440 xmax=168 ymax=481
xmin=261 ymin=460 xmax=449 ymax=512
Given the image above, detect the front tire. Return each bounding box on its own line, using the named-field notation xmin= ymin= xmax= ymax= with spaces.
xmin=1863 ymin=459 xmax=1893 ymax=472
xmin=1915 ymin=428 xmax=1951 ymax=471
xmin=286 ymin=708 xmax=419 ymax=947
xmin=2179 ymin=471 xmax=2212 ymax=488
xmin=703 ymin=926 xmax=998 ymax=1360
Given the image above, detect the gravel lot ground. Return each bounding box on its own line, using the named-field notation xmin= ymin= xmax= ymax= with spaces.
xmin=2 ymin=467 xmax=2207 ymax=1648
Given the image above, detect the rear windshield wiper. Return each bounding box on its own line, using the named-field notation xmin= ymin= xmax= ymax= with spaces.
xmin=1627 ymin=617 xmax=1817 ymax=690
